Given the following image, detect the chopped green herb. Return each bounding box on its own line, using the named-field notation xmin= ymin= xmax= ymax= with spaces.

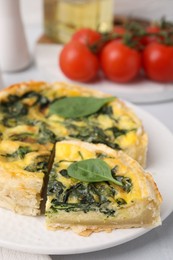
xmin=106 ymin=127 xmax=130 ymax=138
xmin=113 ymin=176 xmax=133 ymax=193
xmin=98 ymin=105 xmax=113 ymax=115
xmin=10 ymin=133 xmax=34 ymax=142
xmin=78 ymin=151 xmax=84 ymax=160
xmin=24 ymin=155 xmax=49 ymax=173
xmin=59 ymin=169 xmax=69 ymax=178
xmin=111 ymin=166 xmax=118 ymax=178
xmin=22 ymin=91 xmax=49 ymax=108
xmin=96 ymin=153 xmax=114 ymax=159
xmin=116 ymin=198 xmax=127 ymax=206
xmin=38 ymin=123 xmax=56 ymax=144
xmin=2 ymin=146 xmax=33 ymax=160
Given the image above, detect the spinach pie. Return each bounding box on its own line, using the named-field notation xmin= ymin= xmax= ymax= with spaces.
xmin=0 ymin=81 xmax=161 ymax=236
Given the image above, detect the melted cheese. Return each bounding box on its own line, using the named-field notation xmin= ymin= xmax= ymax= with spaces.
xmin=55 ymin=143 xmax=94 ymax=162
xmin=0 ymin=140 xmax=50 ymax=179
xmin=97 ymin=115 xmax=114 ymax=128
xmin=118 ymin=131 xmax=138 ymax=148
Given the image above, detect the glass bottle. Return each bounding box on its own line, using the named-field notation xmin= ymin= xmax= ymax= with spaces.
xmin=44 ymin=0 xmax=113 ymax=43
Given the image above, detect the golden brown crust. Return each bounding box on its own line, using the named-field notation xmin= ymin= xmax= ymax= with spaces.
xmin=0 ymin=168 xmax=44 ymax=216
xmin=0 ymin=141 xmax=51 ymax=216
xmin=145 ymin=172 xmax=162 ymax=204
xmin=0 ymin=81 xmax=46 ymax=100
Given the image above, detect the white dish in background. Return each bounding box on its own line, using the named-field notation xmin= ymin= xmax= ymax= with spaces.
xmin=0 ymin=102 xmax=173 ymax=255
xmin=35 ymin=44 xmax=173 ymax=104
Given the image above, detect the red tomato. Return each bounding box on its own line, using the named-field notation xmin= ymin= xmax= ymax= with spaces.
xmin=140 ymin=25 xmax=161 ymax=47
xmin=59 ymin=41 xmax=99 ymax=82
xmin=113 ymin=26 xmax=126 ymax=36
xmin=147 ymin=25 xmax=160 ymax=34
xmin=71 ymin=28 xmax=101 ymax=46
xmin=100 ymin=41 xmax=142 ymax=83
xmin=142 ymin=43 xmax=173 ymax=82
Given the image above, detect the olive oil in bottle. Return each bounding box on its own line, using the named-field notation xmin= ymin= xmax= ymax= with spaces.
xmin=44 ymin=0 xmax=113 ymax=43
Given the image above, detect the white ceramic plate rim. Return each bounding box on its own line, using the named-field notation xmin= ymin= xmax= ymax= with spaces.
xmin=0 ymin=101 xmax=173 ymax=255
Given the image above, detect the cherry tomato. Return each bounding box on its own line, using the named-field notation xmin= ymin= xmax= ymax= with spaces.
xmin=147 ymin=25 xmax=160 ymax=34
xmin=100 ymin=41 xmax=142 ymax=83
xmin=113 ymin=26 xmax=126 ymax=36
xmin=71 ymin=28 xmax=101 ymax=46
xmin=142 ymin=42 xmax=173 ymax=82
xmin=140 ymin=25 xmax=161 ymax=47
xmin=59 ymin=41 xmax=99 ymax=82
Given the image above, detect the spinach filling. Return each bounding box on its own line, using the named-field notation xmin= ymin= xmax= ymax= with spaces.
xmin=55 ymin=104 xmax=135 ymax=151
xmin=116 ymin=198 xmax=127 ymax=206
xmin=96 ymin=152 xmax=114 ymax=159
xmin=0 ymin=95 xmax=28 ymax=119
xmin=49 ymin=201 xmax=116 ymax=217
xmin=97 ymin=105 xmax=113 ymax=116
xmin=47 ymin=164 xmax=130 ymax=217
xmin=24 ymin=155 xmax=49 ymax=174
xmin=0 ymin=92 xmax=58 ymax=144
xmin=8 ymin=121 xmax=57 ymax=144
xmin=10 ymin=132 xmax=35 ymax=142
xmin=68 ymin=124 xmax=121 ymax=150
xmin=0 ymin=93 xmax=135 ymax=152
xmin=22 ymin=91 xmax=49 ymax=108
xmin=106 ymin=127 xmax=130 ymax=139
xmin=2 ymin=117 xmax=41 ymax=129
xmin=113 ymin=176 xmax=132 ymax=193
xmin=48 ymin=180 xmax=116 ymax=217
xmin=37 ymin=122 xmax=57 ymax=144
xmin=0 ymin=92 xmax=49 ymax=128
xmin=1 ymin=146 xmax=33 ymax=160
xmin=111 ymin=165 xmax=133 ymax=193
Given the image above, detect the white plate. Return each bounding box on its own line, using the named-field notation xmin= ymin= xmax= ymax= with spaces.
xmin=35 ymin=44 xmax=173 ymax=104
xmin=0 ymin=102 xmax=173 ymax=255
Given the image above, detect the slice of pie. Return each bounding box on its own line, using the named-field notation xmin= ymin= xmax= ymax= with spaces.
xmin=45 ymin=140 xmax=162 ymax=236
xmin=0 ymin=140 xmax=51 ymax=215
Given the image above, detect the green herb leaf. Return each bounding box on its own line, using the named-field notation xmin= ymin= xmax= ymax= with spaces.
xmin=49 ymin=96 xmax=115 ymax=118
xmin=67 ymin=158 xmax=123 ymax=186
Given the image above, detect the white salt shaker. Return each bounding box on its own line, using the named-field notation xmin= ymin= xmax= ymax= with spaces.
xmin=0 ymin=70 xmax=4 ymax=89
xmin=0 ymin=0 xmax=31 ymax=72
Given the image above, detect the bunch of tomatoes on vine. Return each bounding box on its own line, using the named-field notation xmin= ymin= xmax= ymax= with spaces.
xmin=59 ymin=18 xmax=173 ymax=83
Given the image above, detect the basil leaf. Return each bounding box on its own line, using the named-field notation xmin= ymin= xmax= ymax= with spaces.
xmin=67 ymin=158 xmax=123 ymax=187
xmin=49 ymin=96 xmax=115 ymax=118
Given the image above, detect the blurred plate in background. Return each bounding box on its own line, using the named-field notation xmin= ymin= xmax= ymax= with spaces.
xmin=35 ymin=44 xmax=173 ymax=104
